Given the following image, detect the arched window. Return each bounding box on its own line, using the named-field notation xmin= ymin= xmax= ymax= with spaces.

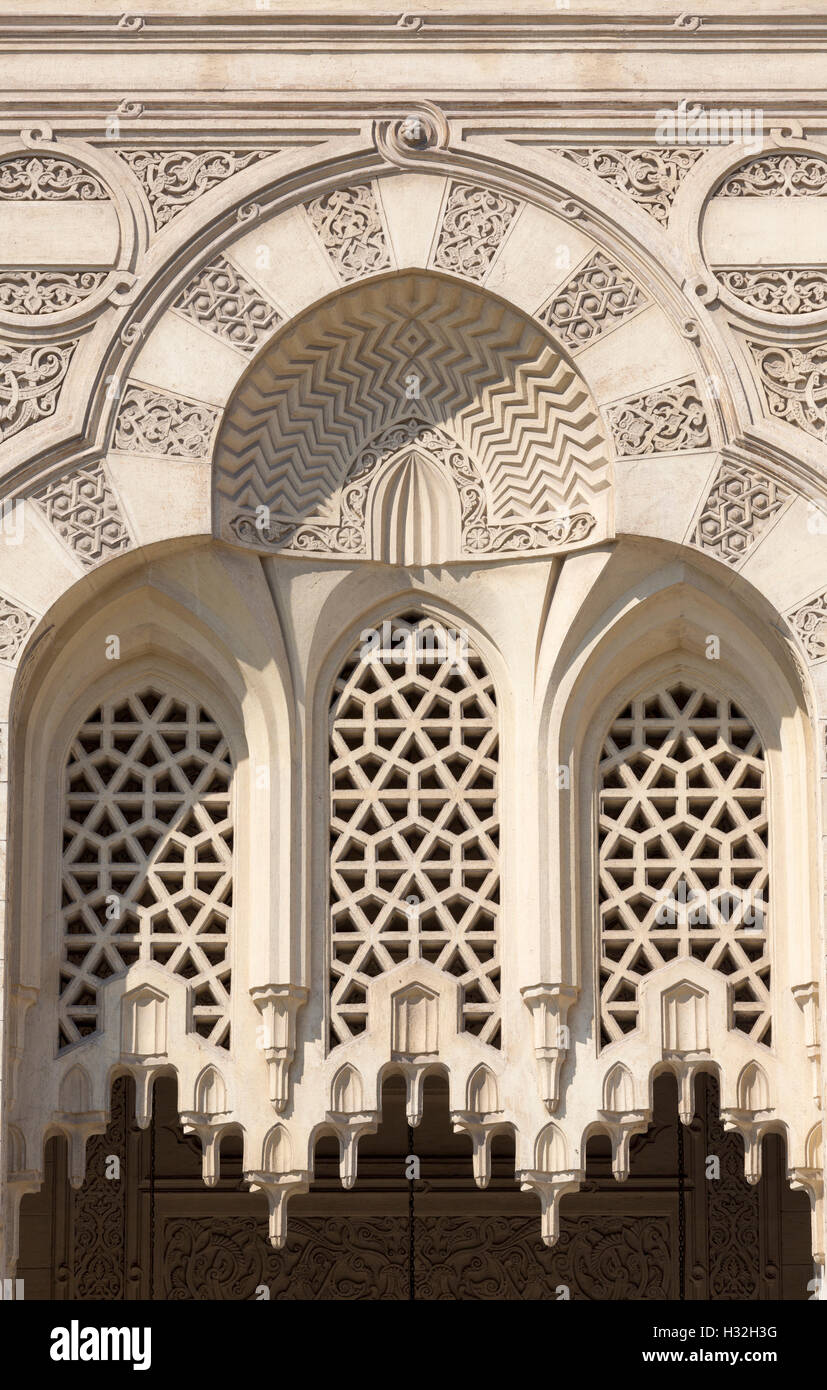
xmin=59 ymin=688 xmax=234 ymax=1051
xmin=328 ymin=613 xmax=500 ymax=1049
xmin=597 ymin=681 xmax=770 ymax=1049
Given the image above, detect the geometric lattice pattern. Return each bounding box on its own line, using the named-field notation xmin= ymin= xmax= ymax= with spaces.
xmin=59 ymin=689 xmax=233 ymax=1051
xmin=329 ymin=614 xmax=500 ymax=1049
xmin=214 ymin=271 xmax=610 ymax=556
xmin=538 ymin=249 xmax=646 ymax=350
xmin=598 ymin=683 xmax=770 ymax=1049
xmin=32 ymin=460 xmax=132 ymax=568
xmin=690 ymin=460 xmax=791 ymax=566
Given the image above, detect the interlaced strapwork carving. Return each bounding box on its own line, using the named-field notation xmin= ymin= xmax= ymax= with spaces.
xmin=59 ymin=689 xmax=234 ymax=1051
xmin=597 ymin=683 xmax=770 ymax=1049
xmin=329 ymin=615 xmax=500 ymax=1049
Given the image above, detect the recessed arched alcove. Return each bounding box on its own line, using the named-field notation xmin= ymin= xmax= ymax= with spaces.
xmin=212 ymin=269 xmax=612 ymax=563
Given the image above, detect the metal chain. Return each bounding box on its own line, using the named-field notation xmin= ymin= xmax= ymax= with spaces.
xmin=148 ymin=1098 xmax=156 ymax=1302
xmin=677 ymin=1113 xmax=686 ymax=1301
xmin=407 ymin=1122 xmax=416 ymax=1302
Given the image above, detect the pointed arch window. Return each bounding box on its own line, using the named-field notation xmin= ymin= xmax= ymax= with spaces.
xmin=59 ymin=688 xmax=234 ymax=1051
xmin=597 ymin=681 xmax=770 ymax=1049
xmin=328 ymin=613 xmax=500 ymax=1049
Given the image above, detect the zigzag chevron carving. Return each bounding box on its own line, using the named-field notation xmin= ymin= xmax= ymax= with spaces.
xmin=213 ymin=272 xmax=612 ymax=558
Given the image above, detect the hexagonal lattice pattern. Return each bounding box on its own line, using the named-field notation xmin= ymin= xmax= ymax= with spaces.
xmin=598 ymin=683 xmax=770 ymax=1048
xmin=59 ymin=689 xmax=233 ymax=1051
xmin=329 ymin=614 xmax=500 ymax=1049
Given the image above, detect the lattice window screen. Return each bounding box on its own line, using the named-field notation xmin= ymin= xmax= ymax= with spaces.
xmin=59 ymin=688 xmax=234 ymax=1051
xmin=598 ymin=682 xmax=770 ymax=1048
xmin=328 ymin=613 xmax=500 ymax=1049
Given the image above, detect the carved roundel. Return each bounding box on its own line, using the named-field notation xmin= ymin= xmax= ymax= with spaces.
xmin=213 ymin=270 xmax=612 ymax=562
xmin=0 ymin=137 xmax=139 ymax=330
xmin=701 ymin=149 xmax=827 ymax=324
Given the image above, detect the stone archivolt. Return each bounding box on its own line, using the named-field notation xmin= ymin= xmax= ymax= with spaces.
xmin=214 ymin=271 xmax=611 ymax=561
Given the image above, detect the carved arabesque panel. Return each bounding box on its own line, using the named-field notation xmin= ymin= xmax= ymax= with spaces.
xmin=748 ymin=340 xmax=827 ymax=441
xmin=597 ymin=683 xmax=770 ymax=1047
xmin=718 ymin=153 xmax=827 ymax=198
xmin=558 ymin=147 xmax=704 ymax=225
xmin=117 ymin=148 xmax=274 ymax=229
xmin=59 ymin=688 xmax=234 ymax=1050
xmin=328 ymin=614 xmax=500 ymax=1049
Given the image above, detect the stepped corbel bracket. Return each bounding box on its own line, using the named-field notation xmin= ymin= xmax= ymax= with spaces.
xmin=521 ymin=983 xmax=579 ymax=1111
xmin=249 ymin=984 xmax=309 ymax=1112
xmin=55 ymin=1112 xmax=108 ymax=1190
xmin=597 ymin=1110 xmax=651 ymax=1182
xmin=518 ymin=1170 xmax=584 ymax=1247
xmin=451 ymin=1112 xmax=509 ymax=1190
xmin=179 ymin=1115 xmax=235 ymax=1188
xmin=244 ymin=1171 xmax=311 ymax=1249
xmin=326 ymin=1112 xmax=380 ymax=1190
xmin=793 ymin=983 xmax=821 ymax=1108
xmin=719 ymin=1110 xmax=772 ymax=1186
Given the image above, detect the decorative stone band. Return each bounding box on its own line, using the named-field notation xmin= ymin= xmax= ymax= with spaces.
xmin=605 ymin=376 xmax=712 ymax=457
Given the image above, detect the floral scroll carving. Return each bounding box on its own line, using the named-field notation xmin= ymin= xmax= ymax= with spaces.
xmin=715 ymin=268 xmax=827 ymax=316
xmin=118 ymin=148 xmax=274 ymax=229
xmin=159 ymin=1212 xmax=673 ymax=1300
xmin=787 ymin=590 xmax=827 ymax=664
xmin=433 ymin=182 xmax=520 ymax=281
xmin=748 ymin=341 xmax=827 ymax=440
xmin=113 ymin=383 xmax=219 ymax=459
xmin=0 ymin=270 xmax=108 ymax=316
xmin=718 ymin=153 xmax=827 ymax=198
xmin=606 ymin=377 xmax=711 ymax=456
xmin=0 ymin=155 xmax=107 ymax=201
xmin=0 ymin=341 xmax=77 ymax=442
xmin=305 ymin=184 xmax=391 ymax=282
xmin=558 ymin=147 xmax=703 ymax=225
xmin=0 ymin=594 xmax=36 ymax=663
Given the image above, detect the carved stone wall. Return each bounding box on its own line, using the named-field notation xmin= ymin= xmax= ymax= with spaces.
xmin=0 ymin=0 xmax=825 ymax=1301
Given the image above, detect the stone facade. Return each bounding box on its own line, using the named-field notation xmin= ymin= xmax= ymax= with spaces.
xmin=0 ymin=0 xmax=825 ymax=1298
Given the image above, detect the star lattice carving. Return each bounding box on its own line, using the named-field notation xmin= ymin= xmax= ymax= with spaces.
xmin=329 ymin=614 xmax=500 ymax=1050
xmin=598 ymin=683 xmax=770 ymax=1049
xmin=59 ymin=689 xmax=234 ymax=1051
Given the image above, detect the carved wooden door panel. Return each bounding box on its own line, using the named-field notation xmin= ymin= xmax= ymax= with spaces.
xmin=18 ymin=1073 xmax=812 ymax=1300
